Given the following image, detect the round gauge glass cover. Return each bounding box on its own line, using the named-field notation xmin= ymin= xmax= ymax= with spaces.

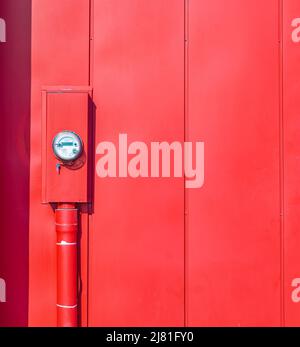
xmin=52 ymin=131 xmax=83 ymax=162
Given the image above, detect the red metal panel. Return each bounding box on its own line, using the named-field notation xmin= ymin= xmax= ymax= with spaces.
xmin=42 ymin=88 xmax=90 ymax=203
xmin=89 ymin=0 xmax=185 ymax=326
xmin=283 ymin=0 xmax=300 ymax=326
xmin=29 ymin=0 xmax=90 ymax=326
xmin=187 ymin=0 xmax=281 ymax=326
xmin=0 ymin=0 xmax=31 ymax=327
xmin=26 ymin=0 xmax=300 ymax=327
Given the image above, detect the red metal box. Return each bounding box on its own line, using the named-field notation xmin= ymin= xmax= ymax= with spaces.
xmin=41 ymin=86 xmax=92 ymax=203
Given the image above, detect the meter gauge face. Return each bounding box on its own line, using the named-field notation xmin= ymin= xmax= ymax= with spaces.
xmin=52 ymin=131 xmax=83 ymax=163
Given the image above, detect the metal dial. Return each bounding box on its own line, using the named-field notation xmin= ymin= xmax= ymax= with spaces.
xmin=52 ymin=131 xmax=83 ymax=162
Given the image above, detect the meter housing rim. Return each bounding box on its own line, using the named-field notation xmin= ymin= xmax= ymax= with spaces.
xmin=52 ymin=130 xmax=83 ymax=164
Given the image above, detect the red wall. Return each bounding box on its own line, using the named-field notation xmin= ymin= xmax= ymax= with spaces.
xmin=1 ymin=0 xmax=300 ymax=327
xmin=283 ymin=0 xmax=300 ymax=326
xmin=28 ymin=0 xmax=300 ymax=327
xmin=29 ymin=0 xmax=90 ymax=326
xmin=187 ymin=0 xmax=281 ymax=326
xmin=89 ymin=0 xmax=185 ymax=326
xmin=0 ymin=0 xmax=31 ymax=327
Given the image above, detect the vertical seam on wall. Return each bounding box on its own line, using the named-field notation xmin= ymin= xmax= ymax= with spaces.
xmin=279 ymin=0 xmax=285 ymax=327
xmin=89 ymin=0 xmax=94 ymax=87
xmin=87 ymin=0 xmax=94 ymax=327
xmin=184 ymin=0 xmax=189 ymax=328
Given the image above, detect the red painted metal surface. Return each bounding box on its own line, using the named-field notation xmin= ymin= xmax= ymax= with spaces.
xmin=0 ymin=0 xmax=300 ymax=327
xmin=29 ymin=0 xmax=90 ymax=327
xmin=42 ymin=87 xmax=91 ymax=203
xmin=55 ymin=204 xmax=78 ymax=327
xmin=187 ymin=0 xmax=281 ymax=326
xmin=89 ymin=0 xmax=185 ymax=327
xmin=283 ymin=0 xmax=300 ymax=326
xmin=0 ymin=0 xmax=31 ymax=327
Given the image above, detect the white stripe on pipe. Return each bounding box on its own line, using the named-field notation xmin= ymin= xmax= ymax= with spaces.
xmin=55 ymin=223 xmax=78 ymax=226
xmin=56 ymin=241 xmax=77 ymax=246
xmin=57 ymin=304 xmax=77 ymax=309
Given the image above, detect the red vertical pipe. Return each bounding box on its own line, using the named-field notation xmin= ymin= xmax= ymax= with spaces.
xmin=55 ymin=203 xmax=78 ymax=327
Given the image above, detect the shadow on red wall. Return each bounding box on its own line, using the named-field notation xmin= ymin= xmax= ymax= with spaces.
xmin=0 ymin=0 xmax=31 ymax=326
